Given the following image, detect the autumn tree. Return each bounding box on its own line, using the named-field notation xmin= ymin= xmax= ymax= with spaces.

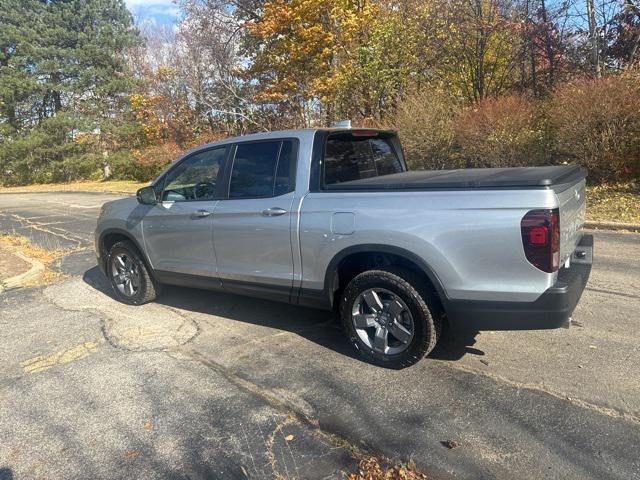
xmin=418 ymin=0 xmax=523 ymax=101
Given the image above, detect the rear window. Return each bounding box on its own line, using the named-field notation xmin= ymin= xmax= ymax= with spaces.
xmin=323 ymin=132 xmax=405 ymax=186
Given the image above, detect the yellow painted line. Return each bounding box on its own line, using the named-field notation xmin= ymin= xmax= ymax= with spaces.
xmin=21 ymin=340 xmax=102 ymax=374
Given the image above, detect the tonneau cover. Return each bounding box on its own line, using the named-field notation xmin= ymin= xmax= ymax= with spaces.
xmin=325 ymin=165 xmax=587 ymax=191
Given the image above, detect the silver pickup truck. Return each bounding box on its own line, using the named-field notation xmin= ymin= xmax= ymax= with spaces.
xmin=95 ymin=127 xmax=593 ymax=368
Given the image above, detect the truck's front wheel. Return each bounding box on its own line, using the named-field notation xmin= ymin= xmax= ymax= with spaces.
xmin=340 ymin=267 xmax=441 ymax=369
xmin=107 ymin=241 xmax=159 ymax=305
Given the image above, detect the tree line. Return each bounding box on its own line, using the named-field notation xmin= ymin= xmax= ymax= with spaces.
xmin=1 ymin=0 xmax=639 ymax=185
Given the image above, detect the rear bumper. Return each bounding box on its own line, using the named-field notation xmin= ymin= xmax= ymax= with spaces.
xmin=446 ymin=234 xmax=593 ymax=331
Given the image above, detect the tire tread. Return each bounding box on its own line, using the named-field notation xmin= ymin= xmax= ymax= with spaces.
xmin=340 ymin=266 xmax=441 ymax=368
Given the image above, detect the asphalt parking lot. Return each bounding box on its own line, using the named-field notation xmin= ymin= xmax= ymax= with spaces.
xmin=1 ymin=191 xmax=639 ymax=480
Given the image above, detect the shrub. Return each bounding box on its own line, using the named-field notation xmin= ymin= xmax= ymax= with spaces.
xmin=454 ymin=95 xmax=550 ymax=168
xmin=54 ymin=153 xmax=104 ymax=182
xmin=548 ymin=72 xmax=640 ymax=182
xmin=108 ymin=134 xmax=227 ymax=182
xmin=384 ymin=90 xmax=461 ymax=170
xmin=109 ymin=142 xmax=183 ymax=182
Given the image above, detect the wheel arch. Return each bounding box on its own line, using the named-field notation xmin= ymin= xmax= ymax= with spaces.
xmin=98 ymin=228 xmax=155 ymax=278
xmin=323 ymin=244 xmax=449 ymax=310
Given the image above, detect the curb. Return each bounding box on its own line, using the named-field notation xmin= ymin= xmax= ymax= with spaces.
xmin=0 ymin=250 xmax=45 ymax=292
xmin=585 ymin=221 xmax=640 ymax=231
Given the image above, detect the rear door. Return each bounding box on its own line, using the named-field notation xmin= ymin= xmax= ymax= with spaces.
xmin=213 ymin=139 xmax=297 ymax=300
xmin=142 ymin=146 xmax=227 ymax=277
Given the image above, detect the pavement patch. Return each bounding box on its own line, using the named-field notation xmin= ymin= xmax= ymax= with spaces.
xmin=44 ymin=277 xmax=198 ymax=351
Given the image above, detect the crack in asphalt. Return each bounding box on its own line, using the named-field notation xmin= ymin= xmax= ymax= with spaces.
xmin=585 ymin=286 xmax=640 ymax=300
xmin=172 ymin=347 xmax=370 ymax=462
xmin=43 ymin=279 xmax=200 ymax=352
xmin=0 ymin=212 xmax=89 ymax=249
xmin=28 ymin=269 xmax=640 ymax=433
xmin=443 ymin=362 xmax=640 ymax=425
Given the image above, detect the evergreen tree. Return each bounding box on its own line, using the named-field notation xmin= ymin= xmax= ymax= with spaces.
xmin=0 ymin=0 xmax=140 ymax=184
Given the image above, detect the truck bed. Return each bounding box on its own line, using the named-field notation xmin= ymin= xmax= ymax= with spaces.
xmin=324 ymin=165 xmax=587 ymax=192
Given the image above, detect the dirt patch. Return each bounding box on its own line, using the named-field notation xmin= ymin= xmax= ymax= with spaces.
xmin=0 ymin=234 xmax=67 ymax=286
xmin=0 ymin=248 xmax=31 ymax=282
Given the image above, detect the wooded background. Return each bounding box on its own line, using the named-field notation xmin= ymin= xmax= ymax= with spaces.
xmin=1 ymin=0 xmax=639 ymax=185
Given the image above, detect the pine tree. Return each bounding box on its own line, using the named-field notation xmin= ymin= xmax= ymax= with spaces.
xmin=0 ymin=0 xmax=141 ymax=184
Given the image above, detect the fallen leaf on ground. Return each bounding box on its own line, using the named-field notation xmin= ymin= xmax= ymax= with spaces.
xmin=348 ymin=456 xmax=428 ymax=479
xmin=285 ymin=434 xmax=294 ymax=441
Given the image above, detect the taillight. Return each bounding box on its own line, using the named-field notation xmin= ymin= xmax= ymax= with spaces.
xmin=521 ymin=208 xmax=560 ymax=273
xmin=351 ymin=130 xmax=379 ymax=137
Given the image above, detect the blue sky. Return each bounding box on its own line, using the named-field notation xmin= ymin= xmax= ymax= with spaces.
xmin=125 ymin=0 xmax=181 ymax=26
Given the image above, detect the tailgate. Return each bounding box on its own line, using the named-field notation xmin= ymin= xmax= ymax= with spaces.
xmin=556 ymin=179 xmax=586 ymax=264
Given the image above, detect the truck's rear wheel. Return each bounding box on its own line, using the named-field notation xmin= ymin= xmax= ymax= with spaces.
xmin=340 ymin=267 xmax=441 ymax=369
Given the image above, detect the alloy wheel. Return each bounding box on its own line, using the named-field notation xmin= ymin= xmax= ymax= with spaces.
xmin=111 ymin=253 xmax=141 ymax=297
xmin=351 ymin=288 xmax=414 ymax=355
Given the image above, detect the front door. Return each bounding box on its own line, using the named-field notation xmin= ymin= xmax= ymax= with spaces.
xmin=213 ymin=140 xmax=297 ymax=299
xmin=142 ymin=146 xmax=227 ymax=277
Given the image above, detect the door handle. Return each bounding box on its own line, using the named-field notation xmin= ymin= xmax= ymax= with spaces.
xmin=262 ymin=207 xmax=288 ymax=217
xmin=193 ymin=209 xmax=212 ymax=218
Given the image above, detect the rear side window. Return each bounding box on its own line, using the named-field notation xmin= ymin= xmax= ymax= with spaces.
xmin=323 ymin=133 xmax=405 ymax=186
xmin=229 ymin=140 xmax=296 ymax=198
xmin=274 ymin=140 xmax=295 ymax=196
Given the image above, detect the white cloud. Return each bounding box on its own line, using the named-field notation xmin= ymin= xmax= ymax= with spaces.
xmin=125 ymin=0 xmax=181 ymax=21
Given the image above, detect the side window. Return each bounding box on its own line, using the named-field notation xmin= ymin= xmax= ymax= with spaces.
xmin=323 ymin=133 xmax=405 ymax=186
xmin=162 ymin=147 xmax=226 ymax=202
xmin=324 ymin=138 xmax=375 ymax=185
xmin=274 ymin=140 xmax=295 ymax=196
xmin=229 ymin=140 xmax=295 ymax=198
xmin=370 ymin=138 xmax=403 ymax=176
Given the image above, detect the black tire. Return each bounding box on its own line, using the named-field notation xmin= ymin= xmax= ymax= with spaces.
xmin=106 ymin=240 xmax=159 ymax=305
xmin=340 ymin=266 xmax=442 ymax=369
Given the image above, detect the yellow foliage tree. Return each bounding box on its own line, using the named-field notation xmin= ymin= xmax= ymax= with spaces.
xmin=416 ymin=0 xmax=522 ymax=101
xmin=130 ymin=93 xmax=165 ymax=144
xmin=247 ymin=0 xmax=389 ymax=124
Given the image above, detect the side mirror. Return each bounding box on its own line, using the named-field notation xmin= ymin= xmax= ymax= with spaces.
xmin=136 ymin=186 xmax=157 ymax=205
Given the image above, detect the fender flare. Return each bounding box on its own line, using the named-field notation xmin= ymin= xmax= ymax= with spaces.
xmin=322 ymin=244 xmax=449 ymax=308
xmin=98 ymin=228 xmax=156 ymax=280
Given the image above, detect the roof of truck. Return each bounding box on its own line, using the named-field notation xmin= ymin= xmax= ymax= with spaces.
xmin=185 ymin=127 xmax=393 ymax=157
